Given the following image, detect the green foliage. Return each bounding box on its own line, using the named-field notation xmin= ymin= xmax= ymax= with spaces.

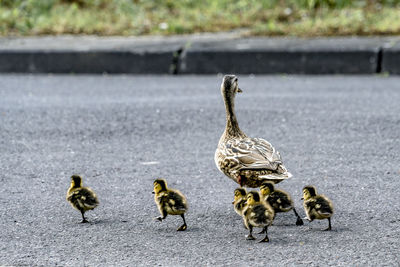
xmin=0 ymin=0 xmax=400 ymax=36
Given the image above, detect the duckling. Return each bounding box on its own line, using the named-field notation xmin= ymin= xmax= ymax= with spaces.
xmin=66 ymin=175 xmax=99 ymax=223
xmin=215 ymin=75 xmax=292 ymax=188
xmin=152 ymin=179 xmax=188 ymax=231
xmin=302 ymin=185 xmax=334 ymax=231
xmin=232 ymin=188 xmax=247 ymax=216
xmin=260 ymin=181 xmax=303 ymax=226
xmin=242 ymin=191 xmax=274 ymax=242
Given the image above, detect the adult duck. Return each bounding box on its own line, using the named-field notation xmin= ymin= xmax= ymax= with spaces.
xmin=215 ymin=75 xmax=292 ymax=188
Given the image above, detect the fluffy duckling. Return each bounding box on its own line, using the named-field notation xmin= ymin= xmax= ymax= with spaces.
xmin=153 ymin=179 xmax=188 ymax=231
xmin=242 ymin=191 xmax=274 ymax=242
xmin=302 ymin=185 xmax=334 ymax=231
xmin=232 ymin=188 xmax=247 ymax=216
xmin=260 ymin=181 xmax=303 ymax=226
xmin=66 ymin=175 xmax=99 ymax=223
xmin=215 ymin=75 xmax=292 ymax=188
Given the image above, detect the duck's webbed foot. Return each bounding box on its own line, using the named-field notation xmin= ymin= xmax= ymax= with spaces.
xmin=155 ymin=212 xmax=167 ymax=222
xmin=246 ymin=234 xmax=256 ymax=240
xmin=258 ymin=227 xmax=269 ymax=243
xmin=177 ymin=214 xmax=187 ymax=231
xmin=293 ymin=208 xmax=304 ymax=225
xmin=296 ymin=217 xmax=304 ymax=226
xmin=177 ymin=223 xmax=187 ymax=231
xmin=323 ymin=218 xmax=332 ymax=231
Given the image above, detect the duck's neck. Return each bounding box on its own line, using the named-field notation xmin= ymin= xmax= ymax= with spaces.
xmin=223 ymin=93 xmax=245 ymax=138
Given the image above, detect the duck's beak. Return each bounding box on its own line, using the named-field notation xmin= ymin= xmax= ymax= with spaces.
xmin=237 ymin=87 xmax=243 ymax=93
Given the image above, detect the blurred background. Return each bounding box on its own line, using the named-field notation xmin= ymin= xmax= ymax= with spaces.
xmin=1 ymin=0 xmax=400 ymax=37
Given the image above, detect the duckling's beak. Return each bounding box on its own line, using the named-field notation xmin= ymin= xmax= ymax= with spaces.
xmin=231 ymin=201 xmax=235 ymax=204
xmin=237 ymin=87 xmax=243 ymax=93
xmin=300 ymin=197 xmax=304 ymax=200
xmin=152 ymin=191 xmax=155 ymax=194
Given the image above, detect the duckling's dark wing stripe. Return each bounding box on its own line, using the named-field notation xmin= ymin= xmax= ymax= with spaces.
xmin=68 ymin=188 xmax=99 ymax=207
xmin=167 ymin=191 xmax=187 ymax=211
xmin=268 ymin=191 xmax=292 ymax=209
xmin=315 ymin=196 xmax=333 ymax=214
xmin=252 ymin=205 xmax=268 ymax=224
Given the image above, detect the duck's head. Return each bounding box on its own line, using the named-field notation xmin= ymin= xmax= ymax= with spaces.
xmin=302 ymin=185 xmax=317 ymax=200
xmin=232 ymin=188 xmax=247 ymax=204
xmin=260 ymin=181 xmax=275 ymax=197
xmin=153 ymin=179 xmax=167 ymax=194
xmin=221 ymin=75 xmax=242 ymax=98
xmin=70 ymin=175 xmax=82 ymax=188
xmin=246 ymin=191 xmax=260 ymax=206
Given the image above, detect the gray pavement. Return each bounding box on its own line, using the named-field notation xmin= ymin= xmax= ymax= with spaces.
xmin=0 ymin=74 xmax=399 ymax=266
xmin=1 ymin=35 xmax=400 ymax=74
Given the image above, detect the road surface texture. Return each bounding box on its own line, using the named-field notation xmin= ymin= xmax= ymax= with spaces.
xmin=0 ymin=75 xmax=399 ymax=266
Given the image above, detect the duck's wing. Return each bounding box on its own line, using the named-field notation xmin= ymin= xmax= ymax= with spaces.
xmin=314 ymin=196 xmax=334 ymax=215
xmin=67 ymin=188 xmax=99 ymax=209
xmin=167 ymin=190 xmax=187 ymax=212
xmin=222 ymin=137 xmax=291 ymax=178
xmin=267 ymin=191 xmax=292 ymax=210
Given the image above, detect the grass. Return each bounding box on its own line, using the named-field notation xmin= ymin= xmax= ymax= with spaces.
xmin=0 ymin=0 xmax=400 ymax=36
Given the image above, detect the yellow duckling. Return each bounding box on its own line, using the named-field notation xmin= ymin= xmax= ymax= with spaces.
xmin=152 ymin=179 xmax=188 ymax=231
xmin=260 ymin=181 xmax=303 ymax=226
xmin=302 ymin=185 xmax=334 ymax=231
xmin=232 ymin=188 xmax=247 ymax=216
xmin=66 ymin=175 xmax=99 ymax=223
xmin=242 ymin=191 xmax=274 ymax=242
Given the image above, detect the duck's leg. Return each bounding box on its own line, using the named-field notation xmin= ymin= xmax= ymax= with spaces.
xmin=236 ymin=174 xmax=245 ymax=187
xmin=246 ymin=225 xmax=256 ymax=240
xmin=80 ymin=210 xmax=88 ymax=223
xmin=259 ymin=226 xmax=270 ymax=243
xmin=177 ymin=214 xmax=187 ymax=231
xmin=323 ymin=218 xmax=332 ymax=231
xmin=257 ymin=228 xmax=266 ymax=234
xmin=293 ymin=208 xmax=304 ymax=226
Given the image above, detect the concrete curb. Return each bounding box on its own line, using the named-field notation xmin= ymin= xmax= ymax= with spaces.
xmin=382 ymin=40 xmax=400 ymax=74
xmin=0 ymin=35 xmax=399 ymax=74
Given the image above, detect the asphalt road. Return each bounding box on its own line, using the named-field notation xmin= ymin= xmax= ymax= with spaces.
xmin=0 ymin=74 xmax=399 ymax=266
